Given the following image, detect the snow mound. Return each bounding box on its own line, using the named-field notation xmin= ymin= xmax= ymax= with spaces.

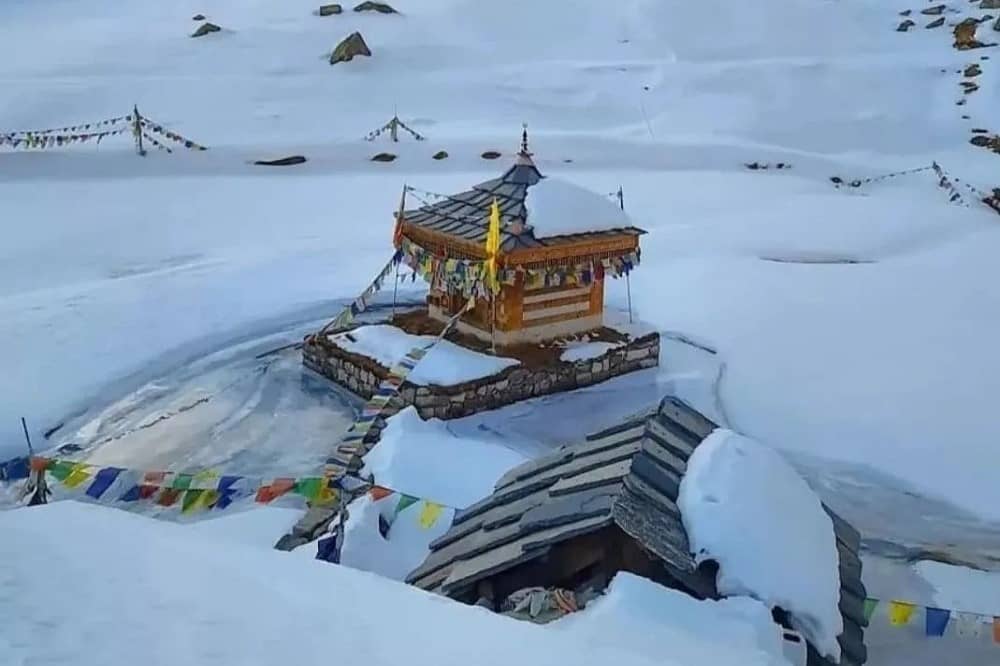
xmin=678 ymin=429 xmax=843 ymax=661
xmin=558 ymin=572 xmax=788 ymax=666
xmin=0 ymin=502 xmax=781 ymax=666
xmin=362 ymin=406 xmax=527 ymax=508
xmin=328 ymin=324 xmax=519 ymax=386
xmin=526 ymin=177 xmax=632 ymax=238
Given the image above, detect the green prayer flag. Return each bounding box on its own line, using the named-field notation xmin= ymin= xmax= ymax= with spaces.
xmin=394 ymin=494 xmax=419 ymax=517
xmin=172 ymin=474 xmax=193 ymax=490
xmin=49 ymin=460 xmax=75 ymax=482
xmin=181 ymin=489 xmax=204 ymax=514
xmin=294 ymin=478 xmax=322 ymax=501
xmin=864 ymin=598 xmax=878 ymax=623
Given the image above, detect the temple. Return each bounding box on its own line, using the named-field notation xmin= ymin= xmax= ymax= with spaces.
xmin=396 ymin=129 xmax=644 ymax=345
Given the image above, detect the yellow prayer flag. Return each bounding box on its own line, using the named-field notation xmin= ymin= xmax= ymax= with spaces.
xmin=62 ymin=464 xmax=93 ymax=489
xmin=888 ymin=601 xmax=917 ymax=626
xmin=485 ymin=198 xmax=501 ymax=294
xmin=418 ymin=501 xmax=445 ymax=529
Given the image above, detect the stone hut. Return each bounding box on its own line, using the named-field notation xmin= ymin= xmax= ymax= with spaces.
xmin=407 ymin=396 xmax=868 ymax=666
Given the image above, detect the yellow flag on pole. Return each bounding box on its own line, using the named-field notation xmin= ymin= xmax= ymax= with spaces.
xmin=485 ymin=198 xmax=501 ymax=294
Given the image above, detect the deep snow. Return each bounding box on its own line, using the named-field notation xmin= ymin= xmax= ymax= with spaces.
xmin=679 ymin=428 xmax=843 ymax=660
xmin=4 ymin=0 xmax=1000 ymax=662
xmin=0 ymin=502 xmax=791 ymax=666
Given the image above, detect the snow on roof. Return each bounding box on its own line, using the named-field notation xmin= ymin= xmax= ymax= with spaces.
xmin=327 ymin=325 xmax=519 ymax=386
xmin=2 ymin=501 xmax=788 ymax=666
xmin=525 ymin=177 xmax=634 ymax=238
xmin=678 ymin=429 xmax=844 ymax=662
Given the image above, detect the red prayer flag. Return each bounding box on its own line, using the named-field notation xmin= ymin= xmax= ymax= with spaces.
xmin=993 ymin=617 xmax=1000 ymax=644
xmin=157 ymin=488 xmax=182 ymax=507
xmin=139 ymin=485 xmax=159 ymax=500
xmin=369 ymin=486 xmax=394 ymax=501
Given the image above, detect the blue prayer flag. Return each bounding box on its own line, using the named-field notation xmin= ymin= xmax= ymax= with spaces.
xmin=926 ymin=607 xmax=950 ymax=637
xmin=86 ymin=467 xmax=124 ymax=499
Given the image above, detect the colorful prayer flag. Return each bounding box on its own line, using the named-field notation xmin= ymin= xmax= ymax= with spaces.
xmin=369 ymin=486 xmax=394 ymax=501
xmin=418 ymin=501 xmax=444 ymax=529
xmin=181 ymin=489 xmax=205 ymax=514
xmin=86 ymin=467 xmax=124 ymax=499
xmin=955 ymin=612 xmax=984 ymax=638
xmin=394 ymin=494 xmax=418 ymax=517
xmin=863 ymin=598 xmax=878 ymax=623
xmin=888 ymin=601 xmax=916 ymax=626
xmin=925 ymin=607 xmax=950 ymax=637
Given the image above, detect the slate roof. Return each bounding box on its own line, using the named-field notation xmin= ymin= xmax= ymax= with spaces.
xmin=406 ymin=396 xmax=868 ymax=666
xmin=402 ymin=155 xmax=644 ymax=252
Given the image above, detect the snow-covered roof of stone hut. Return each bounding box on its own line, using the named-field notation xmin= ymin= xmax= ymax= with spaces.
xmin=402 ymin=147 xmax=644 ymax=252
xmin=407 ymin=396 xmax=869 ymax=666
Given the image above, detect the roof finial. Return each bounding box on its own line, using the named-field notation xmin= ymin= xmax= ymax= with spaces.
xmin=519 ymin=123 xmax=531 ymax=157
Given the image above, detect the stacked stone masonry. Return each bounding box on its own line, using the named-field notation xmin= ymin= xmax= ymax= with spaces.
xmin=303 ymin=331 xmax=660 ymax=421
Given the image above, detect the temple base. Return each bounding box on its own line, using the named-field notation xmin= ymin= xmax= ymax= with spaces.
xmin=303 ymin=320 xmax=660 ymax=422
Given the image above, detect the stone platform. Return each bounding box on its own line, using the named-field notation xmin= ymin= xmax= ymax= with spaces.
xmin=303 ymin=324 xmax=660 ymax=423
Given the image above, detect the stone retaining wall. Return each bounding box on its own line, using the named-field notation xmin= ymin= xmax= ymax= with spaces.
xmin=302 ymin=330 xmax=660 ymax=421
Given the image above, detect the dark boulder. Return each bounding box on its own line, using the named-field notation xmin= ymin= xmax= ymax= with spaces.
xmin=254 ymin=155 xmax=308 ymax=166
xmin=371 ymin=152 xmax=397 ymax=162
xmin=432 ymin=150 xmax=449 ymax=160
xmin=898 ymin=19 xmax=916 ymax=31
xmin=481 ymin=150 xmax=502 ymax=160
xmin=921 ymin=4 xmax=946 ymax=15
xmin=354 ymin=1 xmax=397 ymax=13
xmin=191 ymin=22 xmax=221 ymax=37
xmin=318 ymin=4 xmax=343 ymax=16
xmin=926 ymin=17 xmax=945 ymax=28
xmin=192 ymin=14 xmax=206 ymax=20
xmin=330 ymin=31 xmax=371 ymax=64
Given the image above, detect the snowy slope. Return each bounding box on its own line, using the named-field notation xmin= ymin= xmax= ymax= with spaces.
xmin=0 ymin=502 xmax=790 ymax=666
xmin=2 ymin=0 xmax=1000 ymax=542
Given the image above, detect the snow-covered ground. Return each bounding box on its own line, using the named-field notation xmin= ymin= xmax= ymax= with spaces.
xmin=4 ymin=0 xmax=1000 ymax=662
xmin=0 ymin=502 xmax=792 ymax=666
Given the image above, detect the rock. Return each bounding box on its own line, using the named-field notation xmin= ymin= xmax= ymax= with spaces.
xmin=957 ymin=98 xmax=967 ymax=105
xmin=254 ymin=155 xmax=307 ymax=166
xmin=970 ymin=134 xmax=994 ymax=146
xmin=982 ymin=0 xmax=1000 ymax=8
xmin=191 ymin=22 xmax=221 ymax=37
xmin=954 ymin=18 xmax=986 ymax=47
xmin=965 ymin=63 xmax=983 ymax=76
xmin=330 ymin=31 xmax=371 ymax=64
xmin=318 ymin=4 xmax=343 ymax=15
xmin=995 ymin=16 xmax=1000 ymax=29
xmin=371 ymin=152 xmax=397 ymax=162
xmin=354 ymin=1 xmax=397 ymax=13
xmin=926 ymin=16 xmax=945 ymax=28
xmin=432 ymin=150 xmax=449 ymax=160
xmin=921 ymin=4 xmax=946 ymax=14
xmin=192 ymin=14 xmax=206 ymax=20
xmin=481 ymin=150 xmax=502 ymax=160
xmin=900 ymin=9 xmax=912 ymax=15
xmin=961 ymin=81 xmax=980 ymax=92
xmin=972 ymin=127 xmax=990 ymax=133
xmin=962 ymin=114 xmax=971 ymax=118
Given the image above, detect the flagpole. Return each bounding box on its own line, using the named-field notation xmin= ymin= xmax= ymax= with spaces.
xmin=20 ymin=417 xmax=33 ymax=456
xmin=616 ymin=186 xmax=634 ymax=325
xmin=133 ymin=105 xmax=145 ymax=157
xmin=391 ymin=262 xmax=400 ymax=321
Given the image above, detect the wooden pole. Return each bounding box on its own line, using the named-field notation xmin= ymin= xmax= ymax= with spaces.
xmin=20 ymin=417 xmax=33 ymax=456
xmin=391 ymin=262 xmax=400 ymax=321
xmin=490 ymin=293 xmax=497 ymax=354
xmin=617 ymin=186 xmax=633 ymax=324
xmin=133 ymin=105 xmax=145 ymax=157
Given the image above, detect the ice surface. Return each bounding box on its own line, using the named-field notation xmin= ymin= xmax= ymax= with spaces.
xmin=679 ymin=428 xmax=843 ymax=660
xmin=328 ymin=325 xmax=519 ymax=386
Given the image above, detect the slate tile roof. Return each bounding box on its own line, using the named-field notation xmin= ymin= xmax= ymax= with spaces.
xmin=406 ymin=396 xmax=868 ymax=666
xmin=403 ymin=158 xmax=643 ymax=252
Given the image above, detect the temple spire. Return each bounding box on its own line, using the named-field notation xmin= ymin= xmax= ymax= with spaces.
xmin=519 ymin=123 xmax=532 ymax=158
